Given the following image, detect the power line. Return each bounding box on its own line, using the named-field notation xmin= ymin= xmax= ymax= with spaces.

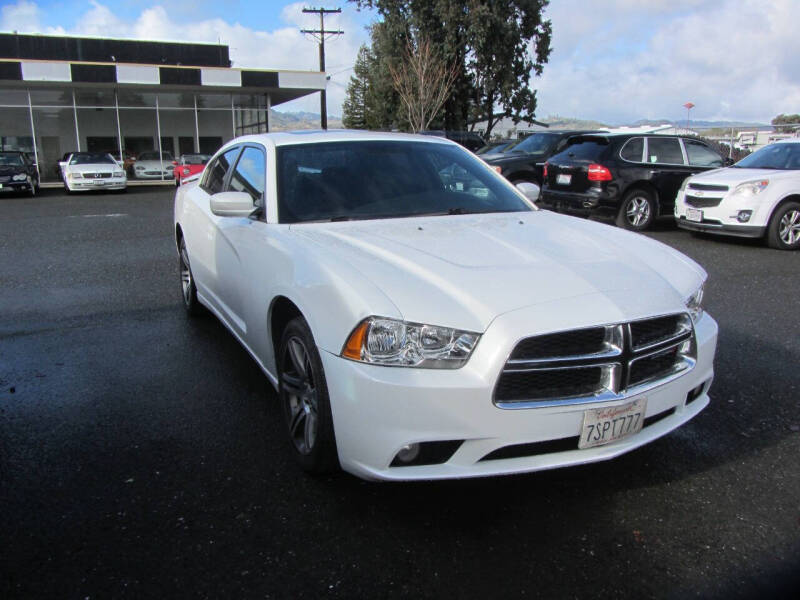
xmin=301 ymin=7 xmax=344 ymax=130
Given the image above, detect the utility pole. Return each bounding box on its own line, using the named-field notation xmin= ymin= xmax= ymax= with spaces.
xmin=301 ymin=7 xmax=343 ymax=130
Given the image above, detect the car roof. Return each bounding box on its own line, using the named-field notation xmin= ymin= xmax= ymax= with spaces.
xmin=221 ymin=129 xmax=458 ymax=150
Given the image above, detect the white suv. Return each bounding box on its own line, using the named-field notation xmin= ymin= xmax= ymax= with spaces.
xmin=675 ymin=139 xmax=800 ymax=250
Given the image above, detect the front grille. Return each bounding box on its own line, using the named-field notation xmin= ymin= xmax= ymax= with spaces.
xmin=629 ymin=346 xmax=681 ymax=386
xmin=685 ymin=195 xmax=722 ymax=208
xmin=85 ymin=172 xmax=112 ymax=178
xmin=510 ymin=327 xmax=606 ymax=360
xmin=630 ymin=314 xmax=686 ymax=350
xmin=0 ymin=175 xmax=9 ymax=182
xmin=494 ymin=314 xmax=694 ymax=407
xmin=495 ymin=367 xmax=606 ymax=401
xmin=688 ymin=183 xmax=728 ymax=192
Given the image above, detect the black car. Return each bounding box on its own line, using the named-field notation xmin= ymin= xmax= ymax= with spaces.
xmin=419 ymin=130 xmax=487 ymax=152
xmin=481 ymin=130 xmax=604 ymax=186
xmin=539 ymin=134 xmax=725 ymax=230
xmin=0 ymin=151 xmax=39 ymax=196
xmin=476 ymin=139 xmax=515 ymax=155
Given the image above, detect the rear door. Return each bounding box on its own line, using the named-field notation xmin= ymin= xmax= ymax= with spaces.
xmin=643 ymin=137 xmax=694 ymax=211
xmin=545 ymin=136 xmax=610 ymax=193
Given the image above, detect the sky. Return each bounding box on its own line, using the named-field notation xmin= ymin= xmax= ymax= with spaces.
xmin=1 ymin=0 xmax=798 ymax=124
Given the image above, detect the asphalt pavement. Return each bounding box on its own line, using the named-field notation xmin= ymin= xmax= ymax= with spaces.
xmin=1 ymin=188 xmax=799 ymax=598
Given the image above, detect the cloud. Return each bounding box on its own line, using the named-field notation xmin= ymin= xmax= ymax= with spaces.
xmin=3 ymin=1 xmax=797 ymax=123
xmin=536 ymin=0 xmax=800 ymax=123
xmin=0 ymin=1 xmax=365 ymax=115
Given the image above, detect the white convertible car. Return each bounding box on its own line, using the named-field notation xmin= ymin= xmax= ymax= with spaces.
xmin=174 ymin=131 xmax=718 ymax=481
xmin=61 ymin=152 xmax=126 ymax=192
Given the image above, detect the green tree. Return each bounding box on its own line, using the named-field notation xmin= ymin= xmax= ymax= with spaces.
xmin=771 ymin=114 xmax=800 ymax=133
xmin=349 ymin=0 xmax=552 ymax=137
xmin=342 ymin=45 xmax=372 ymax=129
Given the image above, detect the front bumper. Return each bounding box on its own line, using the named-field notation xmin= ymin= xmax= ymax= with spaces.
xmin=674 ymin=190 xmax=769 ymax=238
xmin=0 ymin=180 xmax=32 ymax=192
xmin=322 ymin=305 xmax=718 ymax=481
xmin=66 ymin=177 xmax=127 ymax=191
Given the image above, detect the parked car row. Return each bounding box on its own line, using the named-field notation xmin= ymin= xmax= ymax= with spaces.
xmin=481 ymin=130 xmax=799 ymax=251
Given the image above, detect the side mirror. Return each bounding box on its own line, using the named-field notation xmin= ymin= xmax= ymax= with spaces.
xmin=723 ymin=157 xmax=734 ymax=167
xmin=209 ymin=191 xmax=255 ymax=217
xmin=516 ymin=181 xmax=540 ymax=202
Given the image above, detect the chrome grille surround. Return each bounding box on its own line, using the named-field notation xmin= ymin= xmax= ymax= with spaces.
xmin=494 ymin=313 xmax=695 ymax=409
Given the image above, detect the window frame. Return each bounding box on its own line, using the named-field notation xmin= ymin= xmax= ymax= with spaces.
xmin=643 ymin=136 xmax=687 ymax=166
xmin=618 ymin=137 xmax=646 ymax=163
xmin=682 ymin=138 xmax=723 ymax=167
xmin=200 ymin=144 xmax=242 ymax=195
xmin=225 ymin=143 xmax=268 ymax=217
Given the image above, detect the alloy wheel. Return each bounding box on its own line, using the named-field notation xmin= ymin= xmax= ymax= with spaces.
xmin=626 ymin=197 xmax=651 ymax=227
xmin=179 ymin=245 xmax=192 ymax=306
xmin=779 ymin=209 xmax=800 ymax=246
xmin=281 ymin=337 xmax=318 ymax=455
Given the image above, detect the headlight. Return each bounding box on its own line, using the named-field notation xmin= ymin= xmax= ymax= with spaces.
xmin=135 ymin=165 xmax=145 ymax=171
xmin=113 ymin=170 xmax=125 ymax=177
xmin=341 ymin=317 xmax=480 ymax=368
xmin=732 ymin=179 xmax=769 ymax=196
xmin=68 ymin=172 xmax=82 ymax=179
xmin=182 ymin=167 xmax=191 ymax=175
xmin=12 ymin=173 xmax=27 ymax=181
xmin=685 ymin=283 xmax=705 ymax=323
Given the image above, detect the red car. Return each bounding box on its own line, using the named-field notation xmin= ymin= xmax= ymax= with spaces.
xmin=173 ymin=154 xmax=210 ymax=186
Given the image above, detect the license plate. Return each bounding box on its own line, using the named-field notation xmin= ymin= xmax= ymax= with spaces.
xmin=579 ymin=398 xmax=647 ymax=449
xmin=556 ymin=173 xmax=572 ymax=185
xmin=93 ymin=179 xmax=105 ymax=185
xmin=686 ymin=208 xmax=702 ymax=222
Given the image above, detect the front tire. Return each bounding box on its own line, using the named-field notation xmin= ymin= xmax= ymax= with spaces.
xmin=617 ymin=189 xmax=656 ymax=231
xmin=278 ymin=317 xmax=339 ymax=474
xmin=767 ymin=201 xmax=800 ymax=250
xmin=178 ymin=237 xmax=203 ymax=315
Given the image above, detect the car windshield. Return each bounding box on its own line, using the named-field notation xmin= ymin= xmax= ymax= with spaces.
xmin=277 ymin=140 xmax=533 ymax=224
xmin=69 ymin=153 xmax=116 ymax=165
xmin=138 ymin=151 xmax=173 ymax=161
xmin=733 ymin=143 xmax=800 ymax=170
xmin=505 ymin=133 xmax=559 ymax=155
xmin=0 ymin=153 xmax=24 ymax=166
xmin=182 ymin=154 xmax=209 ymax=165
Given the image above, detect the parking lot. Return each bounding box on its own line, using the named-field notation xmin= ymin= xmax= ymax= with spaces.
xmin=1 ymin=187 xmax=799 ymax=598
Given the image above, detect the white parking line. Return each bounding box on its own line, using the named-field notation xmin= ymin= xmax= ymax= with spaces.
xmin=72 ymin=213 xmax=129 ymax=218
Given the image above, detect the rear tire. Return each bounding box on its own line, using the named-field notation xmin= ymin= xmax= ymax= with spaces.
xmin=278 ymin=317 xmax=339 ymax=474
xmin=766 ymin=201 xmax=800 ymax=250
xmin=617 ymin=189 xmax=656 ymax=231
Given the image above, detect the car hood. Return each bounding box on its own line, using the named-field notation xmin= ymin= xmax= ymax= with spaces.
xmin=290 ymin=211 xmax=705 ymax=333
xmin=688 ymin=167 xmax=788 ymax=186
xmin=67 ymin=164 xmax=118 ymax=174
xmin=0 ymin=165 xmax=25 ymax=175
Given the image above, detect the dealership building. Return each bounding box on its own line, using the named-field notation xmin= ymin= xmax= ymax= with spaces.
xmin=0 ymin=33 xmax=325 ymax=183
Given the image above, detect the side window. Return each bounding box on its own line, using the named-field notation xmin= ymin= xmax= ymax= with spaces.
xmin=202 ymin=147 xmax=240 ymax=194
xmin=228 ymin=146 xmax=266 ymax=205
xmin=620 ymin=137 xmax=644 ymax=162
xmin=684 ymin=140 xmax=723 ymax=167
xmin=646 ymin=137 xmax=684 ymax=165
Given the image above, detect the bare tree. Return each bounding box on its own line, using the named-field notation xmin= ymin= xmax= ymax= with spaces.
xmin=388 ymin=34 xmax=460 ymax=133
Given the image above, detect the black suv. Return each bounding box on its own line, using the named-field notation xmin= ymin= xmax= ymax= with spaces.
xmin=0 ymin=151 xmax=39 ymax=196
xmin=539 ymin=134 xmax=725 ymax=230
xmin=481 ymin=130 xmax=604 ymax=186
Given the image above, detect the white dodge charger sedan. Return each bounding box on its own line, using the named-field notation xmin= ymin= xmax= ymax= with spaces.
xmin=174 ymin=131 xmax=718 ymax=481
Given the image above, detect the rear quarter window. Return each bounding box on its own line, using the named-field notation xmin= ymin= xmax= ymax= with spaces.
xmin=620 ymin=137 xmax=644 ymax=162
